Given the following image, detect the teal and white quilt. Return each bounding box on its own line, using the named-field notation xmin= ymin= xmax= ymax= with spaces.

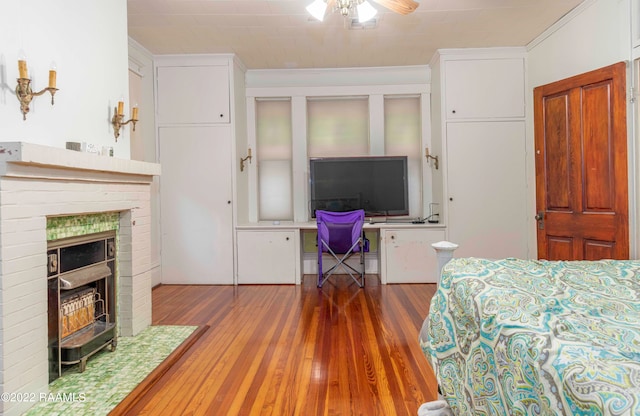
xmin=420 ymin=257 xmax=640 ymax=415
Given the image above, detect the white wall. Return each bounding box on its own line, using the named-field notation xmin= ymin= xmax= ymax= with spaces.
xmin=0 ymin=0 xmax=131 ymax=158
xmin=128 ymin=39 xmax=161 ymax=286
xmin=526 ymin=0 xmax=635 ymax=258
xmin=528 ymin=0 xmax=631 ymax=87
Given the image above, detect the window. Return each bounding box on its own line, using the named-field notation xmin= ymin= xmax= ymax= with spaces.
xmin=384 ymin=95 xmax=421 ymax=217
xmin=256 ymin=99 xmax=293 ymax=221
xmin=307 ymin=97 xmax=369 ymax=157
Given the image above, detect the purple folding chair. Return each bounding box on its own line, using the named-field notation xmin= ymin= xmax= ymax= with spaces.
xmin=316 ymin=209 xmax=368 ymax=288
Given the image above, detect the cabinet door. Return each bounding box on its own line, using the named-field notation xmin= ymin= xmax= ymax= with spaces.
xmin=159 ymin=126 xmax=234 ymax=284
xmin=156 ymin=65 xmax=230 ymax=124
xmin=445 ymin=58 xmax=525 ymax=119
xmin=382 ymin=228 xmax=445 ymax=283
xmin=446 ymin=121 xmax=528 ymax=259
xmin=237 ymin=230 xmax=297 ymax=284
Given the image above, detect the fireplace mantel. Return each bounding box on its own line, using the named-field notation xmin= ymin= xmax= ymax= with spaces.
xmin=0 ymin=141 xmax=161 ymax=416
xmin=0 ymin=141 xmax=161 ymax=180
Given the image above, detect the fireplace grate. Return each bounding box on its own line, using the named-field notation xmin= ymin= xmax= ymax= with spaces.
xmin=60 ymin=288 xmax=97 ymax=338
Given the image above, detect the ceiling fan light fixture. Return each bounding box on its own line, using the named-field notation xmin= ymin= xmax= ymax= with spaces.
xmin=306 ymin=0 xmax=328 ymax=21
xmin=357 ymin=1 xmax=377 ymax=23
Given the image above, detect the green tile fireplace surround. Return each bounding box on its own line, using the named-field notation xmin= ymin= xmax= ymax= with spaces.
xmin=47 ymin=212 xmax=121 ymax=241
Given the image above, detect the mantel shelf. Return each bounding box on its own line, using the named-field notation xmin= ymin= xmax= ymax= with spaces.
xmin=0 ymin=142 xmax=161 ymax=177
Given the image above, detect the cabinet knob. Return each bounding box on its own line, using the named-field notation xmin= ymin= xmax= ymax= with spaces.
xmin=449 ymin=197 xmax=453 ymax=201
xmin=286 ymin=237 xmax=290 ymax=241
xmin=452 ymin=110 xmax=456 ymax=114
xmin=220 ymin=114 xmax=224 ymax=118
xmin=390 ymin=235 xmax=395 ymax=240
xmin=227 ymin=200 xmax=231 ymax=204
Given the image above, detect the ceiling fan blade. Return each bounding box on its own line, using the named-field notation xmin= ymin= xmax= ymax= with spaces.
xmin=372 ymin=0 xmax=419 ymax=15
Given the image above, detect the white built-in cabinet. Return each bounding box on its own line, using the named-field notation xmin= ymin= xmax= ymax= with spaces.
xmin=156 ymin=65 xmax=230 ymax=124
xmin=432 ymin=49 xmax=529 ymax=259
xmin=380 ymin=227 xmax=445 ymax=283
xmin=444 ymin=58 xmax=525 ymax=119
xmin=236 ymin=229 xmax=300 ymax=284
xmin=155 ymin=56 xmax=237 ymax=284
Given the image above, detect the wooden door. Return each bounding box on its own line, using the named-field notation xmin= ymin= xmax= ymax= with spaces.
xmin=534 ymin=62 xmax=628 ymax=260
xmin=159 ymin=126 xmax=234 ymax=284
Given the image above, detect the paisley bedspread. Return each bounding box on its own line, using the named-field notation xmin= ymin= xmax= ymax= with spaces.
xmin=419 ymin=257 xmax=640 ymax=415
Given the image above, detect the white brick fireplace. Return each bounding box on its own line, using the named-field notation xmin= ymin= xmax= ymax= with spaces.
xmin=0 ymin=142 xmax=160 ymax=416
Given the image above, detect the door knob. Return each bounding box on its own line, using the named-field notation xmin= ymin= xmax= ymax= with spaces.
xmin=535 ymin=211 xmax=544 ymax=230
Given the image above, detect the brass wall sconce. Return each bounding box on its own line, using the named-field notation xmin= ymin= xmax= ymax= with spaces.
xmin=111 ymin=101 xmax=138 ymax=141
xmin=240 ymin=148 xmax=252 ymax=172
xmin=15 ymin=59 xmax=58 ymax=120
xmin=425 ymin=147 xmax=439 ymax=170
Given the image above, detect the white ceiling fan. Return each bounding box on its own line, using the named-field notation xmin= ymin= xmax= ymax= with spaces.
xmin=307 ymin=0 xmax=419 ymax=23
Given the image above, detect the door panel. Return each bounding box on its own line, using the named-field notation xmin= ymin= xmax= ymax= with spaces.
xmin=382 ymin=229 xmax=445 ymax=283
xmin=534 ymin=62 xmax=628 ymax=260
xmin=583 ymin=82 xmax=616 ymax=211
xmin=159 ymin=126 xmax=234 ymax=284
xmin=445 ymin=58 xmax=525 ymax=119
xmin=547 ymin=236 xmax=573 ymax=260
xmin=446 ymin=121 xmax=528 ymax=259
xmin=543 ymin=93 xmax=571 ymax=211
xmin=584 ymin=240 xmax=615 ymax=260
xmin=156 ymin=66 xmax=230 ymax=124
xmin=236 ymin=230 xmax=297 ymax=284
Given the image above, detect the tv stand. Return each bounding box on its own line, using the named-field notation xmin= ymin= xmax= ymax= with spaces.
xmin=235 ymin=222 xmax=445 ymax=284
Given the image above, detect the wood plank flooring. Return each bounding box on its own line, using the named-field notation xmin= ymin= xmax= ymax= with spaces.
xmin=121 ymin=275 xmax=438 ymax=415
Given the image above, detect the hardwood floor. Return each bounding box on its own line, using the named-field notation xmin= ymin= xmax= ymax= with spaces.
xmin=120 ymin=275 xmax=438 ymax=415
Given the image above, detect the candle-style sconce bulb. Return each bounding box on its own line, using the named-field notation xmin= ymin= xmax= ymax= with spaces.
xmin=17 ymin=50 xmax=28 ymax=79
xmin=15 ymin=53 xmax=59 ymax=120
xmin=111 ymin=100 xmax=139 ymax=141
xmin=132 ymin=104 xmax=139 ymax=121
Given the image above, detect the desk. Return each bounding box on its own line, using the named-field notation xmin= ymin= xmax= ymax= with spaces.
xmin=235 ymin=222 xmax=445 ymax=284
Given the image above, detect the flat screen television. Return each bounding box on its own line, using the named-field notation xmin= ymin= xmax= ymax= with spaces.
xmin=310 ymin=156 xmax=409 ymax=217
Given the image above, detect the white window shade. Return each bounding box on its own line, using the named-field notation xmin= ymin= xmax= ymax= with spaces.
xmin=384 ymin=96 xmax=422 ymax=217
xmin=256 ymin=99 xmax=293 ymax=221
xmin=259 ymin=160 xmax=293 ymax=220
xmin=307 ymin=97 xmax=369 ymax=158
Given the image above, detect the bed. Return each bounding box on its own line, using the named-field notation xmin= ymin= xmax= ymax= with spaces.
xmin=419 ymin=257 xmax=640 ymax=415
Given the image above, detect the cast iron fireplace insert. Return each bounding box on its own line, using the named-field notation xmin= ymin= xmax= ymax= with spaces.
xmin=47 ymin=231 xmax=117 ymax=382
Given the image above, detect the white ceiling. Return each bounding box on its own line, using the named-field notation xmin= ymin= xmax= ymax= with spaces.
xmin=127 ymin=0 xmax=585 ymax=70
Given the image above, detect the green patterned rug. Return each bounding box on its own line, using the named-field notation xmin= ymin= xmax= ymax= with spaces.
xmin=25 ymin=325 xmax=197 ymax=416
